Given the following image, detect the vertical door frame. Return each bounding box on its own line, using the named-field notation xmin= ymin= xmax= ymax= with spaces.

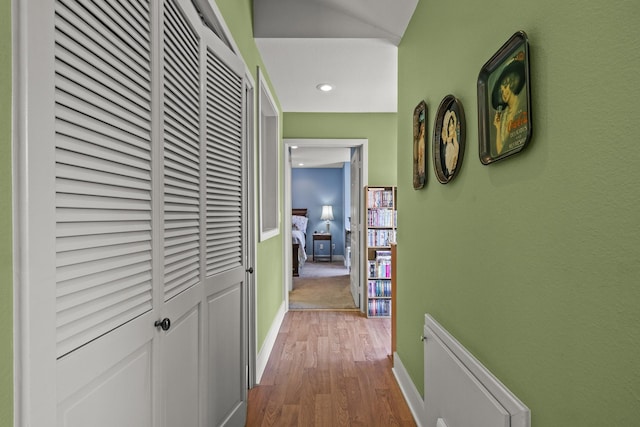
xmin=283 ymin=138 xmax=368 ymax=312
xmin=13 ymin=0 xmax=62 ymax=423
xmin=243 ymin=69 xmax=257 ymax=388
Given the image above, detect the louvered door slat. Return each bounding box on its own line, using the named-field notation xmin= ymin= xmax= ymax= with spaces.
xmin=55 ymin=7 xmax=150 ymax=97
xmin=78 ymin=0 xmax=151 ymax=61
xmin=55 ymin=48 xmax=151 ymax=114
xmin=57 ymin=250 xmax=151 ymax=286
xmin=56 ymin=62 xmax=151 ymax=124
xmin=163 ymin=0 xmax=201 ymax=301
xmin=57 ymin=231 xmax=151 ymax=252
xmin=54 ymin=0 xmax=153 ymax=358
xmin=56 ymin=163 xmax=150 ymax=191
xmin=57 ymin=0 xmax=150 ymax=77
xmin=57 ymin=179 xmax=151 ymax=201
xmin=56 ymin=133 xmax=150 ymax=171
xmin=57 ymin=266 xmax=151 ymax=299
xmin=56 ymin=78 xmax=151 ymax=133
xmin=205 ymin=48 xmax=243 ymax=277
xmin=57 ymin=221 xmax=151 ymax=238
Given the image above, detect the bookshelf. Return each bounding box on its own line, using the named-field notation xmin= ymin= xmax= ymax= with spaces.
xmin=365 ymin=186 xmax=397 ymax=318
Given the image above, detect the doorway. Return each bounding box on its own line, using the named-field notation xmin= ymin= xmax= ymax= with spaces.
xmin=283 ymin=139 xmax=368 ymax=312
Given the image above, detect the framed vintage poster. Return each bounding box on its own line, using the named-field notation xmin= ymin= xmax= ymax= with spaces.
xmin=433 ymin=95 xmax=465 ymax=184
xmin=477 ymin=31 xmax=532 ymax=165
xmin=413 ymin=100 xmax=427 ymax=189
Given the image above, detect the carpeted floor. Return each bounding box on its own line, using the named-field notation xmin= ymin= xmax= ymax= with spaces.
xmin=289 ymin=261 xmax=358 ymax=310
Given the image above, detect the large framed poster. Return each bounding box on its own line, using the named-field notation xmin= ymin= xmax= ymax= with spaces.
xmin=477 ymin=31 xmax=532 ymax=165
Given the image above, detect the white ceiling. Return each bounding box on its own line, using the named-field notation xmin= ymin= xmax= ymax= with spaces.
xmin=253 ymin=0 xmax=419 ymax=113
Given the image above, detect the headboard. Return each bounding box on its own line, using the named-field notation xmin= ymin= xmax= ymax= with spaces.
xmin=292 ymin=208 xmax=308 ymax=217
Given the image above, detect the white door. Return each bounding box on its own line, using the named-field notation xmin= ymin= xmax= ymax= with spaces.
xmin=350 ymin=148 xmax=362 ymax=308
xmin=200 ymin=29 xmax=248 ymax=427
xmin=16 ymin=0 xmax=247 ymax=425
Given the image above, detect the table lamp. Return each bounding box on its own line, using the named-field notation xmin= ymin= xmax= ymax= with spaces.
xmin=320 ymin=205 xmax=334 ymax=233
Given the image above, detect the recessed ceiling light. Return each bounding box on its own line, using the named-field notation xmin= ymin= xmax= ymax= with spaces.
xmin=316 ymin=83 xmax=333 ymax=92
xmin=298 ymin=163 xmax=304 ymax=166
xmin=291 ymin=145 xmax=298 ymax=149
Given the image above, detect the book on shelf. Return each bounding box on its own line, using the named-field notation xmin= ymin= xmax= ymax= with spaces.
xmin=368 ymin=280 xmax=392 ymax=297
xmin=375 ymin=250 xmax=392 ymax=259
xmin=367 ymin=229 xmax=396 ymax=247
xmin=367 ymin=209 xmax=395 ymax=227
xmin=367 ymin=188 xmax=394 ymax=208
xmin=367 ymin=298 xmax=391 ymax=317
xmin=368 ymin=258 xmax=391 ymax=279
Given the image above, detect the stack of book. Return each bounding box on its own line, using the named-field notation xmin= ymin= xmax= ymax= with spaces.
xmin=368 ymin=298 xmax=391 ymax=317
xmin=367 ymin=229 xmax=396 ymax=247
xmin=367 ymin=250 xmax=392 ymax=278
xmin=367 ymin=188 xmax=394 ymax=208
xmin=367 ymin=209 xmax=396 ymax=227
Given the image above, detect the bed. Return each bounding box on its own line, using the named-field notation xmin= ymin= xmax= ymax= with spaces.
xmin=291 ymin=208 xmax=309 ymax=276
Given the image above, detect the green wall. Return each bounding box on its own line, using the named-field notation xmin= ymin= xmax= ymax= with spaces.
xmin=0 ymin=0 xmax=12 ymax=424
xmin=396 ymin=1 xmax=640 ymax=425
xmin=283 ymin=113 xmax=397 ymax=186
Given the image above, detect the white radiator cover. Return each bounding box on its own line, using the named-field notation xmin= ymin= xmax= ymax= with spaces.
xmin=423 ymin=314 xmax=530 ymax=427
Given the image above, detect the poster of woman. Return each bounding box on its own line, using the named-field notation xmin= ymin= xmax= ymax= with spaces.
xmin=433 ymin=95 xmax=465 ymax=184
xmin=413 ymin=101 xmax=427 ymax=189
xmin=478 ymin=31 xmax=532 ymax=165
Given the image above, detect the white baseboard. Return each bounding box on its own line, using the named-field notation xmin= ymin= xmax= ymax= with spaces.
xmin=392 ymin=352 xmax=425 ymax=427
xmin=255 ymin=301 xmax=287 ymax=383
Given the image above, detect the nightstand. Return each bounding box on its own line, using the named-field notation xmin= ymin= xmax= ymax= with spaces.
xmin=312 ymin=233 xmax=332 ymax=262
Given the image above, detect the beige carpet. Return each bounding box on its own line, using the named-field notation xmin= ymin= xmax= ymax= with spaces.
xmin=289 ymin=261 xmax=358 ymax=310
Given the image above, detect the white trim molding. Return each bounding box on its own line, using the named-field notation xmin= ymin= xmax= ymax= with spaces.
xmin=393 ymin=352 xmax=426 ymax=427
xmin=255 ymin=301 xmax=287 ymax=383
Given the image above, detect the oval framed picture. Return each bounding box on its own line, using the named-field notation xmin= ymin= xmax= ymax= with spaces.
xmin=433 ymin=95 xmax=466 ymax=184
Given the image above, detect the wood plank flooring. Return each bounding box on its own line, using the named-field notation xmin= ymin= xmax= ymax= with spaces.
xmin=246 ymin=311 xmax=416 ymax=426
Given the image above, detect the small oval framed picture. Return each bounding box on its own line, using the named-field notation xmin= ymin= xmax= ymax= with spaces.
xmin=433 ymin=95 xmax=465 ymax=184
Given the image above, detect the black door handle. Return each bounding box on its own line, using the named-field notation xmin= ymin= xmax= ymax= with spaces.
xmin=154 ymin=318 xmax=171 ymax=331
xmin=245 ymin=267 xmax=254 ymax=274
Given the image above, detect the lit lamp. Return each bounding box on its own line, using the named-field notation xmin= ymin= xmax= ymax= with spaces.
xmin=320 ymin=205 xmax=334 ymax=233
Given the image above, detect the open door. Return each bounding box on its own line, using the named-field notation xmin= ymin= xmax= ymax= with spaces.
xmin=350 ymin=148 xmax=362 ymax=308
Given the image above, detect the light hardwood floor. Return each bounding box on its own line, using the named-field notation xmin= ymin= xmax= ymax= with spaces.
xmin=246 ymin=310 xmax=416 ymax=426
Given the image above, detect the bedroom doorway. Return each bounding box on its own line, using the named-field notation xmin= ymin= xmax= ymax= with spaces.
xmin=283 ymin=139 xmax=368 ymax=312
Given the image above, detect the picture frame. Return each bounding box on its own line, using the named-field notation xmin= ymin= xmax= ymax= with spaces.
xmin=433 ymin=95 xmax=465 ymax=184
xmin=477 ymin=31 xmax=532 ymax=165
xmin=413 ymin=100 xmax=427 ymax=189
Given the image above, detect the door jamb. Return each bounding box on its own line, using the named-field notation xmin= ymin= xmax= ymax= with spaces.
xmin=283 ymin=138 xmax=368 ymax=311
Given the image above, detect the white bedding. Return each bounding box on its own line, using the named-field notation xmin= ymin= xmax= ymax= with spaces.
xmin=292 ymin=229 xmax=307 ymax=266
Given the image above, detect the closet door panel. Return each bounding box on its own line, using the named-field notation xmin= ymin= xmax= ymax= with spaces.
xmin=162 ymin=0 xmax=202 ymax=302
xmin=202 ymin=32 xmax=248 ymax=427
xmin=54 ymin=0 xmax=154 ymax=359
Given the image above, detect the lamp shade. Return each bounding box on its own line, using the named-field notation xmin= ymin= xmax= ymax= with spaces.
xmin=320 ymin=205 xmax=334 ymax=221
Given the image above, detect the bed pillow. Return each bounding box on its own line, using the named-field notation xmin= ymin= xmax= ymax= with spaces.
xmin=292 ymin=215 xmax=308 ymax=233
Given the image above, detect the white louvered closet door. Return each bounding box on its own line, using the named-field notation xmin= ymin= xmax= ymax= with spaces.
xmin=201 ymin=29 xmax=248 ymax=427
xmin=19 ymin=0 xmax=248 ymax=425
xmin=158 ymin=0 xmax=205 ymax=426
xmin=54 ymin=0 xmax=157 ymax=425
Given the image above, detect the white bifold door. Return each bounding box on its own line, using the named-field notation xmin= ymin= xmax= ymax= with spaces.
xmin=17 ymin=0 xmax=249 ymax=426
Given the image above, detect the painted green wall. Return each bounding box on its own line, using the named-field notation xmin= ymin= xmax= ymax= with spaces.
xmin=214 ymin=0 xmax=285 ymax=348
xmin=397 ymin=1 xmax=640 ymax=425
xmin=283 ymin=113 xmax=397 ymax=186
xmin=0 ymin=0 xmax=12 ymax=424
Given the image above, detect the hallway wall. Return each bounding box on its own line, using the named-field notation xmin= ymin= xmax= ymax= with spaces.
xmin=396 ymin=1 xmax=640 ymax=425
